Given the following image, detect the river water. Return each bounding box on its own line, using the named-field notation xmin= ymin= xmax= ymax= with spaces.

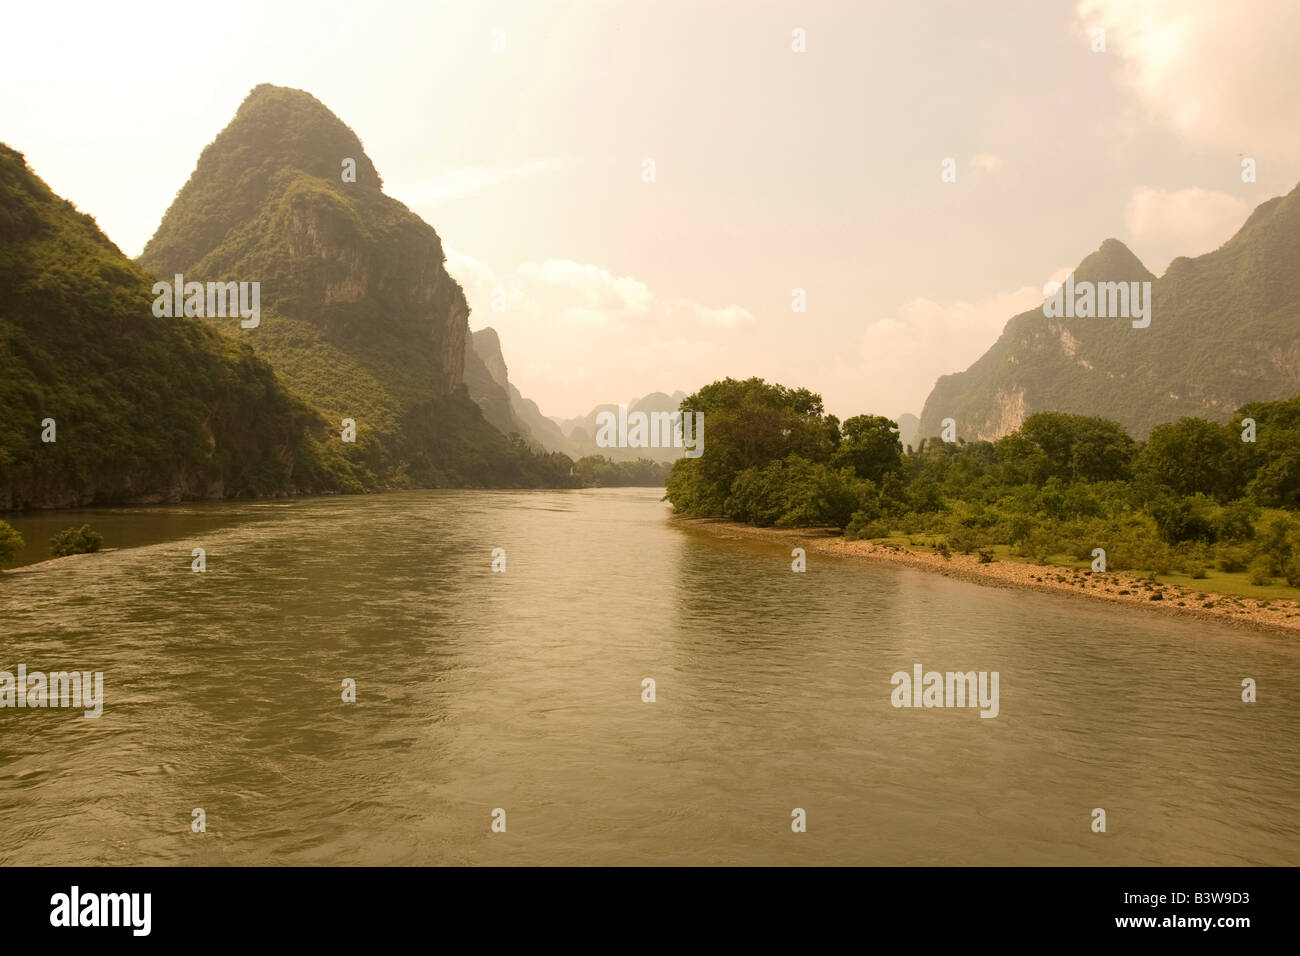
xmin=1 ymin=488 xmax=1296 ymax=865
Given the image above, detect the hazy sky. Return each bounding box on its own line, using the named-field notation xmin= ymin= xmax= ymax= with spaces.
xmin=4 ymin=0 xmax=1298 ymax=420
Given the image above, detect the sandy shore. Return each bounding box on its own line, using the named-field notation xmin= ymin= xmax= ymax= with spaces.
xmin=676 ymin=518 xmax=1300 ymax=635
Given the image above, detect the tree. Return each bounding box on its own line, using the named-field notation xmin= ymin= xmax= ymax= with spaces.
xmin=1014 ymin=412 xmax=1137 ymax=483
xmin=1136 ymin=417 xmax=1243 ymax=501
xmin=665 ymin=377 xmax=836 ymax=516
xmin=833 ymin=415 xmax=903 ymax=483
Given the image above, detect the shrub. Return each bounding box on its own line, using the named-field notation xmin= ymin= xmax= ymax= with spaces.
xmin=845 ymin=512 xmax=891 ymax=541
xmin=1247 ymin=556 xmax=1273 ymax=586
xmin=1213 ymin=499 xmax=1259 ymax=543
xmin=0 ymin=521 xmax=24 ymax=566
xmin=49 ymin=524 xmax=104 ymax=558
xmin=947 ymin=527 xmax=992 ymax=554
xmin=1006 ymin=515 xmax=1033 ymax=546
xmin=1216 ymin=545 xmax=1250 ymax=573
xmin=1152 ymin=494 xmax=1218 ymax=545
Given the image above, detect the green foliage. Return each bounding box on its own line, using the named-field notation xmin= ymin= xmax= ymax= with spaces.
xmin=49 ymin=524 xmax=102 ymax=557
xmin=1137 ymin=418 xmax=1244 ymax=502
xmin=844 ymin=511 xmax=892 ymax=540
xmin=1151 ymin=494 xmax=1219 ymax=545
xmin=724 ymin=456 xmax=874 ymax=528
xmin=665 ymin=377 xmax=837 ymax=517
xmin=1248 ymin=556 xmax=1273 ymax=586
xmin=1013 ymin=412 xmax=1137 ymax=484
xmin=0 ymin=520 xmax=23 ymax=565
xmin=832 ymin=415 xmax=903 ymax=483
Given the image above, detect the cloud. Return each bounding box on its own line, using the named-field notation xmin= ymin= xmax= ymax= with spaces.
xmin=515 ymin=259 xmax=654 ymax=322
xmin=670 ymin=301 xmax=755 ymax=327
xmin=1123 ymin=186 xmax=1250 ymax=265
xmin=450 ymin=252 xmax=753 ymax=330
xmin=387 ymin=157 xmax=573 ymax=204
xmin=1076 ymin=0 xmax=1300 ymax=158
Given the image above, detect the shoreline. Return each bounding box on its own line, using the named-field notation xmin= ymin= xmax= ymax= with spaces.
xmin=675 ymin=517 xmax=1300 ymax=636
xmin=2 ymin=549 xmax=121 ymax=575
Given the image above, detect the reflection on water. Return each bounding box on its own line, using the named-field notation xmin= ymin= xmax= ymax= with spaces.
xmin=1 ymin=488 xmax=1297 ymax=864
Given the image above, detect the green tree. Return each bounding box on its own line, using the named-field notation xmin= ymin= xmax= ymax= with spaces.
xmin=1137 ymin=417 xmax=1244 ymax=501
xmin=1014 ymin=412 xmax=1137 ymax=483
xmin=832 ymin=415 xmax=903 ymax=483
xmin=665 ymin=377 xmax=835 ymax=516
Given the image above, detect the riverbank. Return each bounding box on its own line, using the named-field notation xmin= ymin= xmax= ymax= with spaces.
xmin=676 ymin=518 xmax=1300 ymax=635
xmin=1 ymin=548 xmax=120 ymax=575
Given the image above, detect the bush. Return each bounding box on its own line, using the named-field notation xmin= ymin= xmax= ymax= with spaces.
xmin=1216 ymin=546 xmax=1250 ymax=573
xmin=947 ymin=526 xmax=993 ymax=554
xmin=1247 ymin=556 xmax=1273 ymax=586
xmin=49 ymin=524 xmax=104 ymax=558
xmin=1006 ymin=514 xmax=1033 ymax=546
xmin=1213 ymin=499 xmax=1259 ymax=542
xmin=1152 ymin=494 xmax=1218 ymax=545
xmin=844 ymin=511 xmax=891 ymax=541
xmin=0 ymin=521 xmax=24 ymax=566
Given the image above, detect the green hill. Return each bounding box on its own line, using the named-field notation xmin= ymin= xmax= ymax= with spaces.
xmin=919 ymin=182 xmax=1300 ymax=441
xmin=0 ymin=143 xmax=349 ymax=509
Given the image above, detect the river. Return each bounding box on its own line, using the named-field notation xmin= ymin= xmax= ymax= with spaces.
xmin=1 ymin=488 xmax=1297 ymax=865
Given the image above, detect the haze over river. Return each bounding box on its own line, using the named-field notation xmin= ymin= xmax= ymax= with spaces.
xmin=2 ymin=489 xmax=1296 ymax=865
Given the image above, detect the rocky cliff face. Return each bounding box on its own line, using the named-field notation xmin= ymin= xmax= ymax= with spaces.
xmin=918 ymin=185 xmax=1300 ymax=441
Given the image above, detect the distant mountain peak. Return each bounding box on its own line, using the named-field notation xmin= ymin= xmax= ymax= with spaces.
xmin=1073 ymin=238 xmax=1154 ymax=285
